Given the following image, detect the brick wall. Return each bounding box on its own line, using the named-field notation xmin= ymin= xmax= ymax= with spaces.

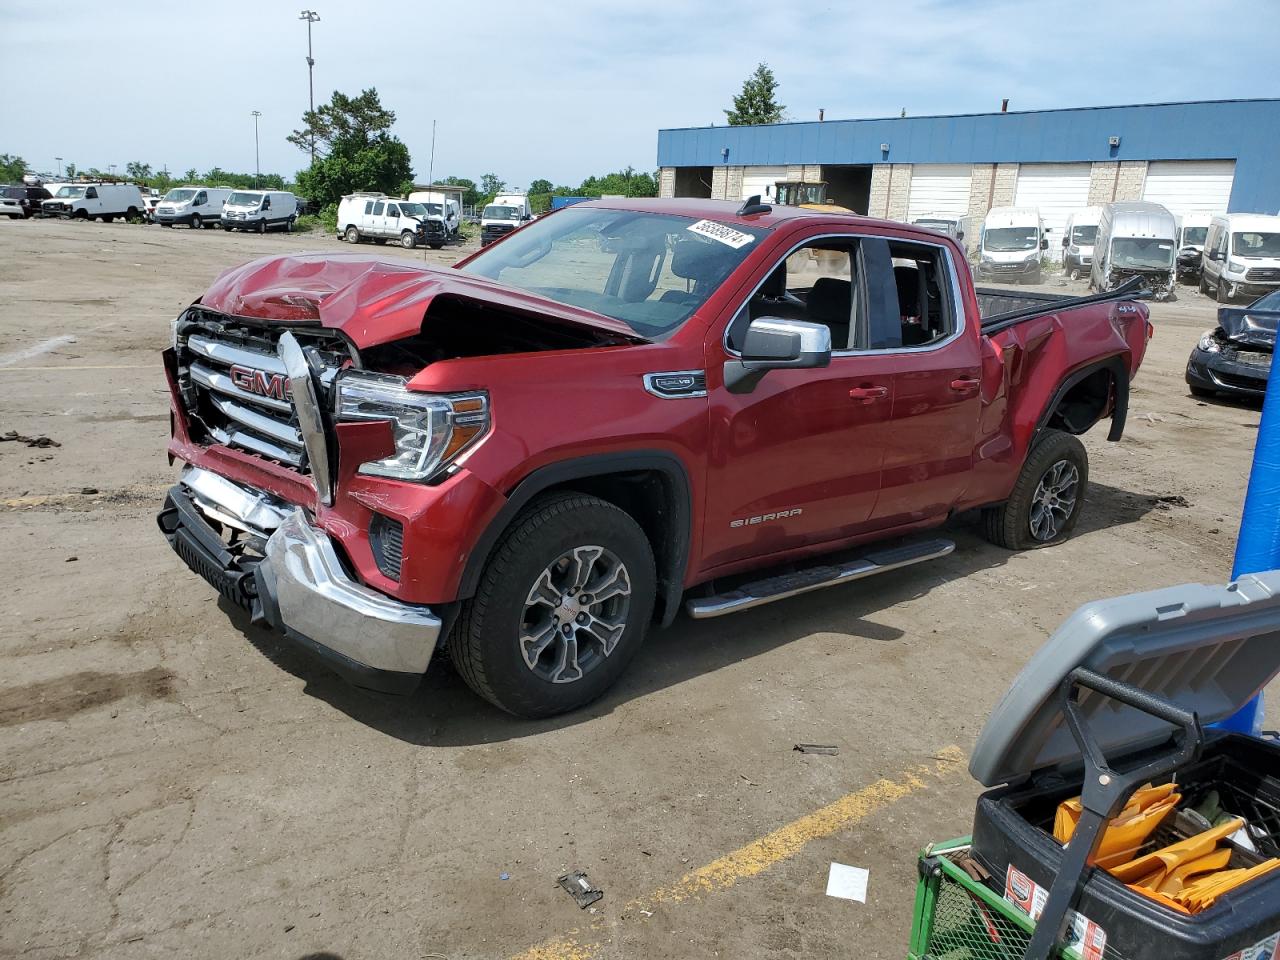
xmin=725 ymin=166 xmax=745 ymax=201
xmin=868 ymin=165 xmax=892 ymax=217
xmin=992 ymin=163 xmax=1019 ymax=207
xmin=1086 ymin=160 xmax=1149 ymax=204
xmin=886 ymin=164 xmax=913 ymax=221
xmin=710 ymin=166 xmax=728 ymax=200
xmin=658 ymin=167 xmax=676 ymax=199
xmin=1114 ymin=161 xmax=1148 ymax=201
xmin=1087 ymin=162 xmax=1118 ymax=205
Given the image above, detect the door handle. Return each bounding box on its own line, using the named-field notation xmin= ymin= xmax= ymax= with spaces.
xmin=848 ymin=385 xmax=888 ymax=401
xmin=950 ymin=377 xmax=981 ymax=392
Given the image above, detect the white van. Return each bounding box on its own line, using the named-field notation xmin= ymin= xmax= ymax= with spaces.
xmin=911 ymin=213 xmax=971 ymax=248
xmin=1061 ymin=207 xmax=1102 ymax=279
xmin=336 ymin=193 xmax=448 ymax=249
xmin=1090 ymin=201 xmax=1177 ymax=300
xmin=407 ymin=190 xmax=461 ymax=238
xmin=480 ymin=193 xmax=533 ymax=246
xmin=154 ymin=186 xmax=231 ymax=229
xmin=221 ymin=191 xmax=299 ymax=233
xmin=976 ymin=206 xmax=1046 ymax=284
xmin=1201 ymin=214 xmax=1280 ymax=303
xmin=40 ymin=182 xmax=146 ymax=222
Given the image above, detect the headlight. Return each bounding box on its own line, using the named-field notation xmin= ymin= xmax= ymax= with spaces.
xmin=335 ymin=370 xmax=488 ymax=481
xmin=1198 ymin=331 xmax=1220 ymax=353
xmin=1228 ymin=259 xmax=1246 ymax=273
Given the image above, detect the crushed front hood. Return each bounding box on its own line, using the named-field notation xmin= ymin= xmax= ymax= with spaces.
xmin=198 ymin=252 xmax=647 ymax=349
xmin=1218 ymin=306 xmax=1278 ymax=351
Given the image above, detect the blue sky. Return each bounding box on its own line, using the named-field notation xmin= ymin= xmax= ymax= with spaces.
xmin=3 ymin=0 xmax=1278 ymax=189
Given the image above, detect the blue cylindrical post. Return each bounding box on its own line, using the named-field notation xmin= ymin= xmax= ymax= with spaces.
xmin=1218 ymin=359 xmax=1280 ymax=734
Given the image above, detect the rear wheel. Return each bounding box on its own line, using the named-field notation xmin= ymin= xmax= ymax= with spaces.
xmin=449 ymin=493 xmax=656 ymax=718
xmin=982 ymin=429 xmax=1088 ymax=550
xmin=286 ymin=215 xmax=296 ymax=233
xmin=400 ymin=230 xmax=416 ymax=249
xmin=345 ymin=225 xmax=360 ymax=243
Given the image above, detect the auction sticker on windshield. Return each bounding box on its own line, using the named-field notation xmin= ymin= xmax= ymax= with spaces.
xmin=687 ymin=219 xmax=756 ymax=249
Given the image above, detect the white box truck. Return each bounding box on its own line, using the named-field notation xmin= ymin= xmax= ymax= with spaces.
xmin=480 ymin=192 xmax=532 ymax=246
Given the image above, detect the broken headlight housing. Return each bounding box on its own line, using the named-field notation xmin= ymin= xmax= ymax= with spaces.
xmin=335 ymin=370 xmax=489 ymax=481
xmin=1197 ymin=331 xmax=1221 ymax=353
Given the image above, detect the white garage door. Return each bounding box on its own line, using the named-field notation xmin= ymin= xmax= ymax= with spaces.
xmin=1014 ymin=163 xmax=1092 ymax=259
xmin=906 ymin=164 xmax=972 ymax=220
xmin=1142 ymin=160 xmax=1235 ymax=217
xmin=740 ymin=166 xmax=788 ymax=202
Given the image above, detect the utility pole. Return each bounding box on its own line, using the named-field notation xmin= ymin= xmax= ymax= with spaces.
xmin=428 ymin=119 xmax=436 ymax=191
xmin=251 ymin=111 xmax=262 ymax=188
xmin=54 ymin=157 xmax=62 ymax=177
xmin=299 ymin=10 xmax=321 ymax=165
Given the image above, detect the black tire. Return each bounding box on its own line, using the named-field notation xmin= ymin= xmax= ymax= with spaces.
xmin=982 ymin=429 xmax=1089 ymax=550
xmin=125 ymin=207 xmax=138 ymax=223
xmin=400 ymin=230 xmax=416 ymax=249
xmin=449 ymin=493 xmax=656 ymax=718
xmin=1199 ymin=273 xmax=1209 ymax=295
xmin=345 ymin=225 xmax=360 ymax=243
xmin=286 ymin=216 xmax=295 ymax=233
xmin=191 ymin=214 xmax=202 ymax=230
xmin=74 ymin=209 xmax=88 ymax=220
xmin=1216 ymin=278 xmax=1232 ymax=304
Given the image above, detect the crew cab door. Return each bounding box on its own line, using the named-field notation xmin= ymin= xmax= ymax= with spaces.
xmin=861 ymin=234 xmax=982 ymax=526
xmin=700 ymin=234 xmax=895 ymax=571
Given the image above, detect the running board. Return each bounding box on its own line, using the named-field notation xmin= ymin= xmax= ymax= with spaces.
xmin=685 ymin=538 xmax=955 ymax=619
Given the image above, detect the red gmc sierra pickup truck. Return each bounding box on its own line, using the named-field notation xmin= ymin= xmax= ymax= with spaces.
xmin=158 ymin=197 xmax=1151 ymax=717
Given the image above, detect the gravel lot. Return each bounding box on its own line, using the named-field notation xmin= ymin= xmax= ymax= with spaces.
xmin=0 ymin=218 xmax=1271 ymax=960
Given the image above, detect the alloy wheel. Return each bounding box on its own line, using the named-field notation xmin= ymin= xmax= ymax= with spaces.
xmin=1029 ymin=459 xmax=1079 ymax=541
xmin=519 ymin=545 xmax=632 ymax=684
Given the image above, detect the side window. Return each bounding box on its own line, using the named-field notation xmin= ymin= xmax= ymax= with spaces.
xmin=194 ymin=191 xmax=207 ymax=205
xmin=728 ymin=238 xmax=858 ymax=351
xmin=385 ymin=203 xmax=399 ymax=218
xmin=372 ymin=202 xmax=385 ymax=216
xmin=85 ymin=187 xmax=98 ymax=199
xmin=364 ymin=201 xmax=374 ymax=215
xmin=860 ymin=237 xmax=956 ymax=350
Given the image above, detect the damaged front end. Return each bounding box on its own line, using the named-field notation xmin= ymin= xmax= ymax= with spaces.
xmin=1106 ymin=267 xmax=1175 ymax=302
xmin=1185 ymin=305 xmax=1277 ymax=399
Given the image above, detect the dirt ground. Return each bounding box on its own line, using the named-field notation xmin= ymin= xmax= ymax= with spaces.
xmin=0 ymin=218 xmax=1272 ymax=960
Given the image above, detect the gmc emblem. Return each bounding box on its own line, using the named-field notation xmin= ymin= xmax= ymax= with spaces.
xmin=229 ymin=364 xmax=290 ymax=401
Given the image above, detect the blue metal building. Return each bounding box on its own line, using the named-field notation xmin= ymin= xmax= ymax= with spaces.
xmin=655 ymin=99 xmax=1280 ymax=245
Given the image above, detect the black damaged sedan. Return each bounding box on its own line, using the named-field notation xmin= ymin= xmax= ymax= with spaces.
xmin=1186 ymin=289 xmax=1278 ymax=400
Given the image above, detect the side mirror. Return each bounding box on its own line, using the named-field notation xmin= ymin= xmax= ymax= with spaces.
xmin=956 ymin=230 xmax=964 ymax=241
xmin=1040 ymin=237 xmax=1049 ymax=250
xmin=725 ymin=317 xmax=832 ymax=393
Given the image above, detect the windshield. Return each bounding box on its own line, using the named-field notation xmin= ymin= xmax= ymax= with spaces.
xmin=484 ymin=204 xmax=521 ymax=220
xmin=984 ymin=226 xmax=1038 ymax=252
xmin=164 ymin=189 xmax=197 ymax=203
xmin=1071 ymin=225 xmax=1098 ymax=245
xmin=1111 ymin=237 xmax=1175 ymax=271
xmin=1233 ymin=231 xmax=1280 ymax=259
xmin=1252 ymin=290 xmax=1280 ymax=311
xmin=402 ymin=202 xmax=442 ymax=218
xmin=227 ymin=192 xmax=263 ymax=206
xmin=460 ymin=207 xmax=766 ymax=337
xmin=1181 ymin=226 xmax=1208 ymax=247
xmin=55 ymin=186 xmax=87 ymax=199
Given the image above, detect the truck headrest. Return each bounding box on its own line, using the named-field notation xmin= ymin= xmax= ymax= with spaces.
xmin=671 ymin=239 xmax=730 ymax=284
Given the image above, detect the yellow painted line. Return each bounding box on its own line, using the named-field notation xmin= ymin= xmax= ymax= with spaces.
xmin=509 ymin=746 xmax=966 ymax=960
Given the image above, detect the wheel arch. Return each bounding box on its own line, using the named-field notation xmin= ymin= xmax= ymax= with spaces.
xmin=1035 ymin=354 xmax=1130 ymax=444
xmin=458 ymin=451 xmax=693 ymax=627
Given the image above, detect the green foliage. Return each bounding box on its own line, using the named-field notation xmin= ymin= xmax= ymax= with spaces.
xmin=294 ymin=203 xmax=337 ymax=234
xmin=184 ymin=168 xmax=199 ymax=181
xmin=578 ymin=166 xmax=657 ymax=198
xmin=439 ymin=175 xmax=479 ymax=208
xmin=0 ymin=153 xmax=28 ymax=182
xmin=528 ymin=178 xmax=553 ymax=197
xmin=63 ymin=163 xmax=77 ymax=179
xmin=725 ymin=62 xmax=785 ymax=126
xmin=291 ymin=88 xmax=414 ymax=209
xmin=479 ymin=173 xmax=505 ymax=196
xmin=126 ymin=161 xmax=152 ymax=184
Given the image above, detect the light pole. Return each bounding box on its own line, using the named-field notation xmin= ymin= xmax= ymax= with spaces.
xmin=299 ymin=10 xmax=320 ymax=165
xmin=251 ymin=111 xmax=262 ymax=188
xmin=55 ymin=157 xmax=62 ymax=177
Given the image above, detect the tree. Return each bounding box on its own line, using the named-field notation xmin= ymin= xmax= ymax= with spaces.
xmin=290 ymin=88 xmax=413 ymax=208
xmin=577 ymin=167 xmax=658 ymax=198
xmin=725 ymin=62 xmax=785 ymax=126
xmin=183 ymin=168 xmax=199 ymax=182
xmin=528 ymin=178 xmax=553 ymax=197
xmin=64 ymin=163 xmax=77 ymax=179
xmin=479 ymin=173 xmax=505 ymax=197
xmin=440 ymin=175 xmax=479 ymax=208
xmin=126 ymin=161 xmax=153 ymax=184
xmin=0 ymin=153 xmax=27 ymax=183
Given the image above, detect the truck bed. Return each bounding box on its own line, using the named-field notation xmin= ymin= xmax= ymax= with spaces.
xmin=978 ymin=277 xmax=1148 ymax=335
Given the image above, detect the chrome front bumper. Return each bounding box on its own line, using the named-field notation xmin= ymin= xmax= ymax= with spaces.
xmin=159 ymin=467 xmax=440 ymax=693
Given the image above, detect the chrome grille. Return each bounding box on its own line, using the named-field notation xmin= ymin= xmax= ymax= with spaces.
xmin=175 ymin=310 xmax=351 ymax=473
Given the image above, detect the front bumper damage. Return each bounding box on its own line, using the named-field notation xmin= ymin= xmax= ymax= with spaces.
xmin=158 ymin=467 xmax=440 ymax=693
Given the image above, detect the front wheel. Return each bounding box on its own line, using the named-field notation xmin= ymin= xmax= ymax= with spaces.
xmin=190 ymin=214 xmax=202 ymax=230
xmin=400 ymin=230 xmax=416 ymax=249
xmin=982 ymin=429 xmax=1088 ymax=550
xmin=257 ymin=219 xmax=266 ymax=234
xmin=1217 ymin=279 xmax=1232 ymax=304
xmin=449 ymin=493 xmax=656 ymax=718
